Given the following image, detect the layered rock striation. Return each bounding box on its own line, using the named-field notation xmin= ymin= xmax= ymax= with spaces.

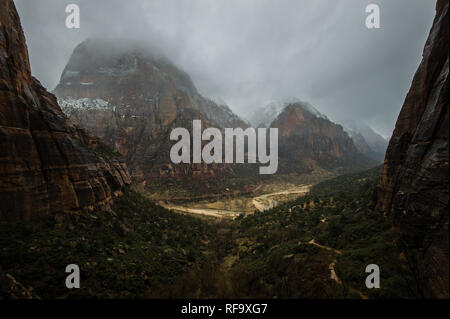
xmin=374 ymin=0 xmax=449 ymax=298
xmin=0 ymin=0 xmax=131 ymax=221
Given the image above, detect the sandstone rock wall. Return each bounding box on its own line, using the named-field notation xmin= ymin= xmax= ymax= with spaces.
xmin=0 ymin=0 xmax=131 ymax=221
xmin=374 ymin=0 xmax=449 ymax=298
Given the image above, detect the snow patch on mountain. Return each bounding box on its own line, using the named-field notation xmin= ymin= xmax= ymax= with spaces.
xmin=58 ymin=97 xmax=114 ymax=113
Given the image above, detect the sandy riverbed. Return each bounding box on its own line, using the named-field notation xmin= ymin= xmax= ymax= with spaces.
xmin=162 ymin=184 xmax=311 ymax=219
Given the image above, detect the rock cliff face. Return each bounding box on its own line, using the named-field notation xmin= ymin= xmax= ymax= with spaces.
xmin=0 ymin=0 xmax=131 ymax=221
xmin=374 ymin=0 xmax=449 ymax=298
xmin=262 ymin=100 xmax=376 ymax=174
xmin=53 ymin=39 xmax=248 ymax=183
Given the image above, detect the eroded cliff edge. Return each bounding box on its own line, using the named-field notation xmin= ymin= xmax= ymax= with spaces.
xmin=0 ymin=0 xmax=131 ymax=221
xmin=374 ymin=0 xmax=449 ymax=298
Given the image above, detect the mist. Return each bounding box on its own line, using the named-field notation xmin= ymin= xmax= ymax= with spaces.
xmin=14 ymin=0 xmax=436 ymax=138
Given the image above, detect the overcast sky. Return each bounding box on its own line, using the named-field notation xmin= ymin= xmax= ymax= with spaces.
xmin=14 ymin=0 xmax=436 ymax=138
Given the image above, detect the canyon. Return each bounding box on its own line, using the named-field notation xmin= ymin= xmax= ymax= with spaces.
xmin=0 ymin=0 xmax=447 ymax=300
xmin=53 ymin=39 xmax=376 ymax=199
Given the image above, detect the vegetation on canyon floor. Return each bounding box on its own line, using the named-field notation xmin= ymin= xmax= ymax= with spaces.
xmin=0 ymin=166 xmax=416 ymax=298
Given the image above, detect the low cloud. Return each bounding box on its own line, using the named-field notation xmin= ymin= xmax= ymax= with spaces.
xmin=14 ymin=0 xmax=435 ymax=137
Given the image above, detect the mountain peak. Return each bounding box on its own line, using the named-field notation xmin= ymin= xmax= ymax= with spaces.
xmin=55 ymin=37 xmax=198 ymax=99
xmin=53 ymin=38 xmax=248 ymax=186
xmin=251 ymin=98 xmax=327 ymax=127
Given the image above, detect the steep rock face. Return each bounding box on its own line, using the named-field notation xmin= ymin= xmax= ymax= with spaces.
xmin=53 ymin=39 xmax=248 ymax=183
xmin=0 ymin=0 xmax=131 ymax=221
xmin=374 ymin=0 xmax=449 ymax=298
xmin=267 ymin=101 xmax=376 ymax=174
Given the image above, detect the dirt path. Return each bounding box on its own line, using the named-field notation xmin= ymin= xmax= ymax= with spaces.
xmin=164 ymin=183 xmax=368 ymax=298
xmin=308 ymin=239 xmax=368 ymax=299
xmin=308 ymin=239 xmax=342 ymax=285
xmin=328 ymin=260 xmax=341 ymax=284
xmin=308 ymin=239 xmax=342 ymax=255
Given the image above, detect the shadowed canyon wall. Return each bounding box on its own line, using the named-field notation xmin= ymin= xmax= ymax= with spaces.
xmin=375 ymin=0 xmax=449 ymax=298
xmin=0 ymin=0 xmax=131 ymax=221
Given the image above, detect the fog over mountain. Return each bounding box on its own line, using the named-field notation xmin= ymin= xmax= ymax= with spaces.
xmin=14 ymin=0 xmax=435 ymax=137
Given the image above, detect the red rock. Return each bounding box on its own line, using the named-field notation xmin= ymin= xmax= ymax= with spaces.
xmin=269 ymin=102 xmax=376 ymax=173
xmin=374 ymin=0 xmax=449 ymax=298
xmin=0 ymin=0 xmax=131 ymax=221
xmin=52 ymin=38 xmax=250 ymax=186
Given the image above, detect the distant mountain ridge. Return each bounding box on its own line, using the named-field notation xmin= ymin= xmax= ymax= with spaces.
xmin=55 ymin=39 xmax=378 ymax=190
xmin=341 ymin=120 xmax=388 ymax=162
xmin=252 ymin=100 xmax=377 ymax=174
xmin=251 ymin=99 xmax=387 ymax=163
xmin=55 ymin=38 xmax=246 ymax=130
xmin=54 ymin=38 xmax=249 ymax=187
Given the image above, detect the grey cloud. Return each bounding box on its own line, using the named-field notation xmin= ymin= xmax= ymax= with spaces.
xmin=14 ymin=0 xmax=436 ymax=137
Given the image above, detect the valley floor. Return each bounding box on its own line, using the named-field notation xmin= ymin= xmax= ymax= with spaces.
xmin=160 ymin=184 xmax=312 ymax=219
xmin=0 ymin=166 xmax=418 ymax=299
